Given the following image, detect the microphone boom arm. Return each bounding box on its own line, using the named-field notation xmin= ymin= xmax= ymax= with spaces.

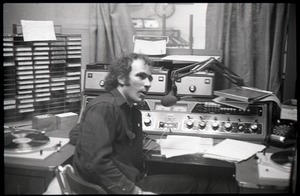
xmin=171 ymin=57 xmax=244 ymax=87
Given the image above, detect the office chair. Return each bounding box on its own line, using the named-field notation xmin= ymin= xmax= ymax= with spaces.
xmin=55 ymin=164 xmax=107 ymax=194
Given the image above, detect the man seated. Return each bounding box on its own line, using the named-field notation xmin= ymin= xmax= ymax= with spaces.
xmin=45 ymin=53 xmax=238 ymax=194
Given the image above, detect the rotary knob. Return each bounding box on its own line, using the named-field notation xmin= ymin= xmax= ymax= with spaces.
xmin=224 ymin=121 xmax=232 ymax=131
xmin=237 ymin=119 xmax=245 ymax=132
xmin=211 ymin=118 xmax=219 ymax=130
xmin=224 ymin=117 xmax=232 ymax=131
xmin=99 ymin=80 xmax=105 ymax=87
xmin=250 ymin=120 xmax=259 ymax=133
xmin=250 ymin=123 xmax=258 ymax=132
xmin=186 ymin=120 xmax=194 ymax=129
xmin=144 ymin=118 xmax=152 ymax=127
xmin=212 ymin=122 xmax=219 ymax=130
xmin=185 ymin=116 xmax=194 ymax=129
xmin=198 ymin=121 xmax=206 ymax=129
xmin=237 ymin=123 xmax=245 ymax=132
xmin=189 ymin=85 xmax=196 ymax=93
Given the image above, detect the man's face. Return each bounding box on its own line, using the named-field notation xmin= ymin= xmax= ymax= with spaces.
xmin=119 ymin=59 xmax=153 ymax=104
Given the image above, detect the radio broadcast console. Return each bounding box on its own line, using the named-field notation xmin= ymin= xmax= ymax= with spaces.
xmin=137 ymin=98 xmax=271 ymax=141
xmin=83 ymin=95 xmax=272 ymax=142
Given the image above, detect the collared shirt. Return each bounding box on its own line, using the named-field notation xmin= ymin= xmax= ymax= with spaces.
xmin=72 ymin=89 xmax=144 ymax=194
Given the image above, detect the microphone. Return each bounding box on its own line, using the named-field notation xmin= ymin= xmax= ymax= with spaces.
xmin=161 ymin=84 xmax=179 ymax=107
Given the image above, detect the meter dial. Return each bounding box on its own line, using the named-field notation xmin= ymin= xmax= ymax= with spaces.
xmin=154 ymin=103 xmax=171 ymax=111
xmin=172 ymin=104 xmax=187 ymax=112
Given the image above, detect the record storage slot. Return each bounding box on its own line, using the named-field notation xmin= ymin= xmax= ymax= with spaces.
xmin=3 ymin=34 xmax=82 ymax=123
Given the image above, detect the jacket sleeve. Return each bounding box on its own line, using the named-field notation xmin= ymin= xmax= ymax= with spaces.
xmin=73 ymin=102 xmax=136 ymax=194
xmin=69 ymin=123 xmax=80 ymax=145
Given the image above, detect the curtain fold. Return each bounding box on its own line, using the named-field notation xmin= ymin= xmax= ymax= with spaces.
xmin=206 ymin=3 xmax=288 ymax=99
xmin=89 ymin=3 xmax=135 ymax=63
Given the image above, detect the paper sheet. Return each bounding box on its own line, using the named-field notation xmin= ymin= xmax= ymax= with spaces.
xmin=21 ymin=20 xmax=56 ymax=41
xmin=159 ymin=135 xmax=214 ymax=158
xmin=134 ymin=39 xmax=167 ymax=55
xmin=259 ymin=94 xmax=281 ymax=108
xmin=203 ymin=139 xmax=266 ymax=162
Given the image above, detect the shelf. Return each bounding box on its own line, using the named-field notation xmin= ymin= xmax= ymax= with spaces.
xmin=3 ymin=34 xmax=82 ymax=123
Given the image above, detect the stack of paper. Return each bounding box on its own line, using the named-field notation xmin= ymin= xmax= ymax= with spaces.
xmin=55 ymin=112 xmax=79 ymax=131
xmin=214 ymin=86 xmax=273 ymax=103
xmin=203 ymin=139 xmax=266 ymax=163
xmin=213 ymin=86 xmax=281 ymax=110
xmin=159 ymin=135 xmax=214 ymax=158
xmin=213 ymin=96 xmax=250 ymax=110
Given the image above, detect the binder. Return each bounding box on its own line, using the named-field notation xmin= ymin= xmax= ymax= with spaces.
xmin=214 ymin=86 xmax=273 ymax=103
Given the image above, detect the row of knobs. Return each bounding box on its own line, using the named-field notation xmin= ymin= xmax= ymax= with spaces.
xmin=185 ymin=116 xmax=259 ymax=132
xmin=143 ymin=114 xmax=259 ymax=133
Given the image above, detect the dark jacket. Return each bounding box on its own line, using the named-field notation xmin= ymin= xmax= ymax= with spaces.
xmin=72 ymin=89 xmax=144 ymax=194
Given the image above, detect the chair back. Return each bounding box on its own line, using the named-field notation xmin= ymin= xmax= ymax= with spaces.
xmin=55 ymin=164 xmax=107 ymax=194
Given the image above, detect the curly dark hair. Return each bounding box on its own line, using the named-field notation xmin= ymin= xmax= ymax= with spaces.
xmin=104 ymin=53 xmax=153 ymax=91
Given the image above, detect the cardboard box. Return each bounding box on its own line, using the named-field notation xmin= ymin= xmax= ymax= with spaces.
xmin=32 ymin=114 xmax=57 ymax=131
xmin=280 ymin=99 xmax=297 ymax=121
xmin=55 ymin=112 xmax=79 ymax=131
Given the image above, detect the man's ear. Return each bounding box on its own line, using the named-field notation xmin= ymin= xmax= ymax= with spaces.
xmin=117 ymin=75 xmax=125 ymax=86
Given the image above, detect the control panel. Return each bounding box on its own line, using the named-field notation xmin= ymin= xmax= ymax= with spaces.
xmin=139 ymin=99 xmax=271 ymax=141
xmin=175 ymin=71 xmax=215 ymax=97
xmin=84 ymin=68 xmax=169 ymax=95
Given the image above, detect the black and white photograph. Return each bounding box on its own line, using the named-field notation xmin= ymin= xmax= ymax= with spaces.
xmin=3 ymin=2 xmax=297 ymax=194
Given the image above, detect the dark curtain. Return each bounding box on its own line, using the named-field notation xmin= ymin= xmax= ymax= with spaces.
xmin=206 ymin=3 xmax=288 ymax=100
xmin=89 ymin=3 xmax=135 ymax=63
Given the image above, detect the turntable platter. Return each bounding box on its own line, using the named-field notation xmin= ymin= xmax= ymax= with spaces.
xmin=270 ymin=150 xmax=293 ymax=170
xmin=4 ymin=130 xmax=50 ymax=153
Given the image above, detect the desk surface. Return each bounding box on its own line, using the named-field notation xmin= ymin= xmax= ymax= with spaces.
xmin=4 ymin=121 xmax=294 ymax=193
xmin=144 ymin=140 xmax=234 ymax=168
xmin=144 ymin=136 xmax=294 ymax=192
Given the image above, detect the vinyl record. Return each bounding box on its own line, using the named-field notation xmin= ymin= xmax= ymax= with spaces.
xmin=270 ymin=150 xmax=293 ymax=170
xmin=4 ymin=130 xmax=50 ymax=153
